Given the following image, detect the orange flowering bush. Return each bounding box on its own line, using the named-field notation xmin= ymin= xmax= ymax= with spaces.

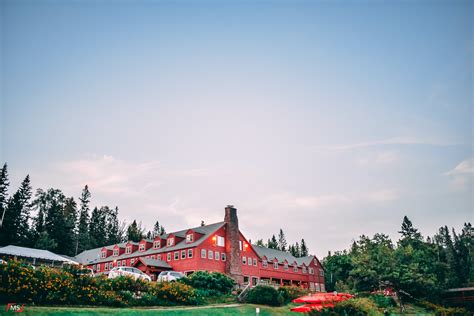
xmin=0 ymin=260 xmax=200 ymax=306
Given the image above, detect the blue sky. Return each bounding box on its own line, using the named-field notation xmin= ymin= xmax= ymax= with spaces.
xmin=1 ymin=0 xmax=472 ymax=257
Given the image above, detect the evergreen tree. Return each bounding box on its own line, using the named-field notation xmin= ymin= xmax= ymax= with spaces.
xmin=76 ymin=185 xmax=91 ymax=254
xmin=127 ymin=220 xmax=144 ymax=242
xmin=37 ymin=188 xmax=68 ymax=254
xmin=278 ymin=228 xmax=287 ymax=251
xmin=294 ymin=242 xmax=301 ymax=257
xmin=289 ymin=244 xmax=296 ymax=256
xmin=105 ymin=206 xmax=120 ymax=245
xmin=89 ymin=207 xmax=107 ymax=248
xmin=35 ymin=231 xmax=58 ymax=250
xmin=152 ymin=221 xmax=160 ymax=237
xmin=255 ymin=239 xmax=265 ymax=247
xmin=398 ymin=216 xmax=422 ymax=244
xmin=160 ymin=225 xmax=166 ymax=235
xmin=201 ymin=220 xmax=205 ymax=227
xmin=0 ymin=163 xmax=9 ymax=230
xmin=62 ymin=197 xmax=77 ymax=256
xmin=0 ymin=175 xmax=32 ymax=246
xmin=300 ymin=239 xmax=309 ymax=257
xmin=267 ymin=235 xmax=278 ymax=249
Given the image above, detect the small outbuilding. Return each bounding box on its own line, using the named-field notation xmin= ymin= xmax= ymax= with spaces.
xmin=0 ymin=245 xmax=78 ymax=267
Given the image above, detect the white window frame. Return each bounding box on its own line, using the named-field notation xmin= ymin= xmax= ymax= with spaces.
xmin=174 ymin=251 xmax=179 ymax=260
xmin=117 ymin=261 xmax=121 ymax=267
xmin=186 ymin=234 xmax=194 ymax=243
xmin=167 ymin=238 xmax=174 ymax=246
xmin=284 ymin=263 xmax=289 ymax=270
xmin=122 ymin=260 xmax=126 ymax=266
xmin=113 ymin=249 xmax=119 ymax=256
xmin=215 ymin=251 xmax=220 ymax=261
xmin=242 ymin=256 xmax=247 ymax=265
xmin=208 ymin=250 xmax=213 ymax=260
xmin=181 ymin=250 xmax=186 ymax=259
xmin=309 ymin=267 xmax=314 ymax=274
xmin=96 ymin=264 xmax=100 ymax=272
xmin=126 ymin=246 xmax=131 ymax=254
xmin=167 ymin=253 xmax=171 ymax=261
xmin=153 ymin=240 xmax=160 ymax=249
xmin=131 ymin=258 xmax=135 ymax=265
xmin=262 ymin=260 xmax=268 ymax=268
xmin=273 ymin=262 xmax=278 ymax=269
xmin=239 ymin=240 xmax=242 ymax=250
xmin=188 ymin=249 xmax=193 ymax=258
xmin=139 ymin=244 xmax=145 ymax=252
xmin=217 ymin=236 xmax=225 ymax=247
xmin=101 ymin=251 xmax=106 ymax=258
xmin=253 ymin=258 xmax=257 ymax=266
xmin=293 ymin=265 xmax=298 ymax=272
xmin=221 ymin=253 xmax=226 ymax=261
xmin=248 ymin=258 xmax=252 ymax=266
xmin=201 ymin=249 xmax=206 ymax=258
xmin=104 ymin=263 xmax=109 ymax=271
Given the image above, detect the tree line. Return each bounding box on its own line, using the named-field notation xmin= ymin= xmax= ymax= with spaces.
xmin=254 ymin=228 xmax=310 ymax=258
xmin=323 ymin=216 xmax=473 ymax=301
xmin=0 ymin=163 xmax=166 ymax=257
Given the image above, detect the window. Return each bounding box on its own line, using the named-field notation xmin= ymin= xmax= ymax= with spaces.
xmin=117 ymin=261 xmax=121 ymax=267
xmin=315 ymin=283 xmax=321 ymax=292
xmin=181 ymin=250 xmax=186 ymax=259
xmin=253 ymin=258 xmax=257 ymax=266
xmin=217 ymin=236 xmax=225 ymax=247
xmin=167 ymin=238 xmax=174 ymax=246
xmin=273 ymin=262 xmax=278 ymax=269
xmin=309 ymin=268 xmax=314 ymax=274
xmin=293 ymin=265 xmax=298 ymax=272
xmin=262 ymin=260 xmax=268 ymax=268
xmin=319 ymin=269 xmax=324 ymax=276
xmin=314 ymin=259 xmax=318 ymax=266
xmin=208 ymin=250 xmax=213 ymax=260
xmin=105 ymin=263 xmax=109 ymax=271
xmin=248 ymin=258 xmax=252 ymax=266
xmin=126 ymin=246 xmax=131 ymax=254
xmin=122 ymin=260 xmax=126 ymax=266
xmin=113 ymin=249 xmax=119 ymax=256
xmin=167 ymin=253 xmax=171 ymax=261
xmin=321 ymin=284 xmax=325 ymax=292
xmin=186 ymin=234 xmax=194 ymax=243
xmin=139 ymin=244 xmax=145 ymax=251
xmin=201 ymin=249 xmax=206 ymax=258
xmin=151 ymin=255 xmax=155 ymax=260
xmin=92 ymin=264 xmax=96 ymax=271
xmin=174 ymin=252 xmax=179 ymax=260
xmin=101 ymin=251 xmax=106 ymax=258
xmin=153 ymin=240 xmax=160 ymax=249
xmin=221 ymin=253 xmax=226 ymax=261
xmin=131 ymin=258 xmax=135 ymax=265
xmin=239 ymin=240 xmax=242 ymax=250
xmin=302 ymin=266 xmax=307 ymax=273
xmin=97 ymin=264 xmax=101 ymax=272
xmin=284 ymin=263 xmax=288 ymax=270
xmin=215 ymin=251 xmax=220 ymax=261
xmin=242 ymin=257 xmax=247 ymax=265
xmin=110 ymin=262 xmax=114 ymax=269
xmin=158 ymin=254 xmax=162 ymax=260
xmin=188 ymin=249 xmax=193 ymax=258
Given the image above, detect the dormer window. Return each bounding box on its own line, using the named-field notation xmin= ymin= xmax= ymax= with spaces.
xmin=139 ymin=244 xmax=145 ymax=252
xmin=167 ymin=238 xmax=174 ymax=246
xmin=186 ymin=234 xmax=194 ymax=243
xmin=113 ymin=249 xmax=119 ymax=256
xmin=262 ymin=259 xmax=268 ymax=267
xmin=302 ymin=266 xmax=307 ymax=273
xmin=126 ymin=246 xmax=131 ymax=254
xmin=309 ymin=267 xmax=314 ymax=274
xmin=284 ymin=263 xmax=288 ymax=270
xmin=153 ymin=241 xmax=160 ymax=249
xmin=101 ymin=251 xmax=106 ymax=258
xmin=293 ymin=265 xmax=298 ymax=272
xmin=273 ymin=262 xmax=278 ymax=269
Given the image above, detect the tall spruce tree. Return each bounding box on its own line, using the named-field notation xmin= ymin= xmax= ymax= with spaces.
xmin=152 ymin=220 xmax=160 ymax=237
xmin=0 ymin=163 xmax=9 ymax=231
xmin=278 ymin=228 xmax=287 ymax=251
xmin=294 ymin=242 xmax=301 ymax=257
xmin=300 ymin=239 xmax=308 ymax=257
xmin=127 ymin=220 xmax=144 ymax=242
xmin=267 ymin=235 xmax=278 ymax=249
xmin=105 ymin=206 xmax=120 ymax=245
xmin=399 ymin=216 xmax=422 ymax=243
xmin=89 ymin=206 xmax=107 ymax=248
xmin=76 ymin=185 xmax=91 ymax=254
xmin=62 ymin=197 xmax=77 ymax=256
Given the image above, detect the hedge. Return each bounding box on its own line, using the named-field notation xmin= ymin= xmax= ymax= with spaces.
xmin=179 ymin=271 xmax=235 ymax=297
xmin=0 ymin=260 xmax=200 ymax=306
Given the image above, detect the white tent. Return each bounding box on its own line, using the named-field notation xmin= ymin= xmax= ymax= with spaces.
xmin=0 ymin=245 xmax=79 ymax=265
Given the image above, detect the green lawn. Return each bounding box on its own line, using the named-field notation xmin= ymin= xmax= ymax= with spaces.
xmin=0 ymin=304 xmax=298 ymax=316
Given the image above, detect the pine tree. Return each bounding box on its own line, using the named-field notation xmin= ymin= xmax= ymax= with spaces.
xmin=89 ymin=207 xmax=107 ymax=248
xmin=300 ymin=239 xmax=308 ymax=257
xmin=152 ymin=221 xmax=160 ymax=237
xmin=105 ymin=206 xmax=120 ymax=245
xmin=35 ymin=231 xmax=58 ymax=250
xmin=76 ymin=185 xmax=91 ymax=254
xmin=127 ymin=220 xmax=144 ymax=242
xmin=255 ymin=239 xmax=265 ymax=247
xmin=16 ymin=175 xmax=33 ymax=246
xmin=294 ymin=242 xmax=301 ymax=257
xmin=0 ymin=163 xmax=9 ymax=230
xmin=289 ymin=244 xmax=296 ymax=256
xmin=399 ymin=216 xmax=422 ymax=240
xmin=160 ymin=225 xmax=166 ymax=235
xmin=62 ymin=197 xmax=77 ymax=256
xmin=201 ymin=220 xmax=205 ymax=227
xmin=278 ymin=228 xmax=287 ymax=251
xmin=38 ymin=188 xmax=67 ymax=254
xmin=267 ymin=235 xmax=278 ymax=249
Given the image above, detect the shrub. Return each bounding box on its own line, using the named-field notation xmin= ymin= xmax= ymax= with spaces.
xmin=419 ymin=300 xmax=468 ymax=316
xmin=278 ymin=286 xmax=308 ymax=304
xmin=180 ymin=271 xmax=235 ymax=297
xmin=0 ymin=260 xmax=201 ymax=307
xmin=246 ymin=285 xmax=284 ymax=306
xmin=370 ymin=294 xmax=396 ymax=308
xmin=312 ymin=298 xmax=381 ymax=316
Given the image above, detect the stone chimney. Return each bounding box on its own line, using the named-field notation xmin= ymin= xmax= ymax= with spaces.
xmin=224 ymin=205 xmax=243 ymax=284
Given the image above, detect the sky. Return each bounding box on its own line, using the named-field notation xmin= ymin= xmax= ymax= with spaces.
xmin=1 ymin=0 xmax=472 ymax=258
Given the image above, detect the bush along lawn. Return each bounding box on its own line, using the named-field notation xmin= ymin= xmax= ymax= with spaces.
xmin=0 ymin=261 xmax=201 ymax=307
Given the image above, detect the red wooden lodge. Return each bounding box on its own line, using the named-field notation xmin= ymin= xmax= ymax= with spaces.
xmin=75 ymin=206 xmax=325 ymax=291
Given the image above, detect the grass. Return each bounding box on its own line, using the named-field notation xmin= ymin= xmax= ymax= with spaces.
xmin=0 ymin=304 xmax=299 ymax=316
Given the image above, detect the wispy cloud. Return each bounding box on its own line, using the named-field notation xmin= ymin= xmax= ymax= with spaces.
xmin=444 ymin=158 xmax=474 ymax=190
xmin=314 ymin=136 xmax=459 ymax=153
xmin=355 ymin=150 xmax=400 ymax=166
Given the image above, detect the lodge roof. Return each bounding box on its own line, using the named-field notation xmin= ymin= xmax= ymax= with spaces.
xmin=0 ymin=245 xmax=78 ymax=264
xmin=136 ymin=257 xmax=172 ymax=269
xmin=252 ymin=244 xmax=317 ymax=267
xmin=75 ymin=221 xmax=225 ymax=264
